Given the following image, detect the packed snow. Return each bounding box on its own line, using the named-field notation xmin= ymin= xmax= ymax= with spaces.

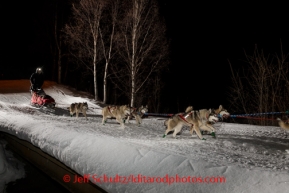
xmin=0 ymin=80 xmax=288 ymax=193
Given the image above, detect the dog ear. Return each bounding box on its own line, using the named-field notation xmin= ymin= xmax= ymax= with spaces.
xmin=219 ymin=105 xmax=223 ymax=110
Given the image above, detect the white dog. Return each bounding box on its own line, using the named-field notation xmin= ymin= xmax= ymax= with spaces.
xmin=195 ymin=105 xmax=230 ymax=137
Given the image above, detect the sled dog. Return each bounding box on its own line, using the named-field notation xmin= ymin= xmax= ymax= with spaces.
xmin=126 ymin=105 xmax=148 ymax=124
xmin=277 ymin=118 xmax=289 ymax=131
xmin=68 ymin=102 xmax=88 ymax=120
xmin=190 ymin=105 xmax=230 ymax=136
xmin=163 ymin=108 xmax=219 ymax=140
xmin=189 ymin=109 xmax=219 ymax=135
xmin=102 ymin=105 xmax=131 ymax=128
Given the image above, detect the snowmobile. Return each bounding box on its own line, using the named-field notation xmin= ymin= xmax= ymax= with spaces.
xmin=30 ymin=88 xmax=56 ymax=113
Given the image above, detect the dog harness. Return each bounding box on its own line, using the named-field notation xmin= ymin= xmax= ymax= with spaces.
xmin=178 ymin=111 xmax=194 ymax=125
xmin=108 ymin=106 xmax=117 ymax=116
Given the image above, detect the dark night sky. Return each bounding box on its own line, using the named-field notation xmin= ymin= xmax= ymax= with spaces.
xmin=160 ymin=1 xmax=289 ymax=110
xmin=2 ymin=1 xmax=289 ymax=111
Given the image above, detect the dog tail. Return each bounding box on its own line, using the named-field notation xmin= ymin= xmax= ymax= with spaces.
xmin=277 ymin=118 xmax=289 ymax=131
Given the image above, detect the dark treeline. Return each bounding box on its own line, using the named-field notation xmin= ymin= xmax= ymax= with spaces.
xmin=3 ymin=0 xmax=289 ymax=118
xmin=48 ymin=0 xmax=171 ymax=113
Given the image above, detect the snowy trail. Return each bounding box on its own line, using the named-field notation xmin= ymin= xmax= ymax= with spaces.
xmin=3 ymin=98 xmax=289 ymax=172
xmin=1 ymin=80 xmax=289 ymax=193
xmin=5 ymin=101 xmax=288 ymax=172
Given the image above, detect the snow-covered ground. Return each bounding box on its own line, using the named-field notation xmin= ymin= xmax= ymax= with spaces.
xmin=0 ymin=80 xmax=288 ymax=193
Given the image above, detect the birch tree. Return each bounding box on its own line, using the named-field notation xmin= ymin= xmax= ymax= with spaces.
xmin=99 ymin=0 xmax=120 ymax=104
xmin=64 ymin=0 xmax=106 ymax=100
xmin=112 ymin=0 xmax=169 ymax=107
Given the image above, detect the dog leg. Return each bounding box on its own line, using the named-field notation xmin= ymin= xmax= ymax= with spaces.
xmin=190 ymin=125 xmax=199 ymax=135
xmin=123 ymin=117 xmax=126 ymax=123
xmin=115 ymin=116 xmax=121 ymax=124
xmin=116 ymin=116 xmax=125 ymax=128
xmin=199 ymin=125 xmax=214 ymax=132
xmin=172 ymin=123 xmax=183 ymax=138
xmin=163 ymin=124 xmax=175 ymax=138
xmin=207 ymin=124 xmax=216 ymax=132
xmin=119 ymin=119 xmax=125 ymax=128
xmin=193 ymin=125 xmax=205 ymax=140
xmin=83 ymin=111 xmax=88 ymax=120
xmin=135 ymin=115 xmax=142 ymax=125
xmin=102 ymin=116 xmax=107 ymax=125
xmin=200 ymin=124 xmax=216 ymax=138
xmin=163 ymin=117 xmax=181 ymax=138
xmin=126 ymin=115 xmax=130 ymax=123
xmin=207 ymin=124 xmax=216 ymax=137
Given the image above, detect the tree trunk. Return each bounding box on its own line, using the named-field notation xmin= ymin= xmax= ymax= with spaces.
xmin=130 ymin=0 xmax=138 ymax=107
xmin=131 ymin=72 xmax=135 ymax=107
xmin=103 ymin=61 xmax=108 ymax=104
xmin=93 ymin=37 xmax=98 ymax=101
